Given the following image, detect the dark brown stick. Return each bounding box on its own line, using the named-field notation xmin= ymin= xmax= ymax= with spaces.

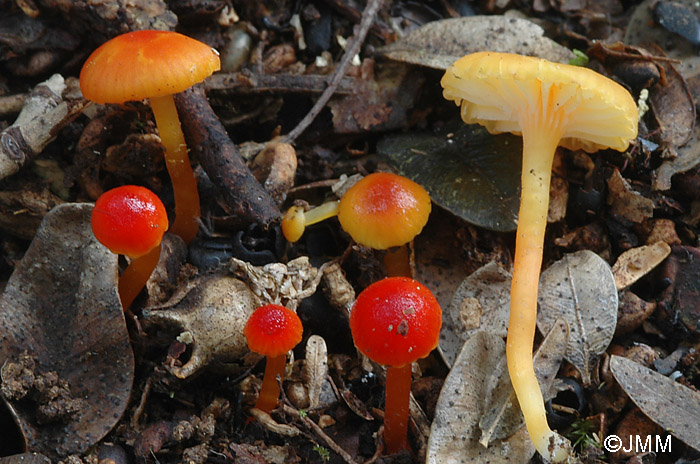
xmin=175 ymin=86 xmax=281 ymax=228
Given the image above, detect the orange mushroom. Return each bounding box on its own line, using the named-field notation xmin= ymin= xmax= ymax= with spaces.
xmin=80 ymin=30 xmax=221 ymax=244
xmin=282 ymin=172 xmax=431 ymax=276
xmin=91 ymin=185 xmax=168 ymax=311
xmin=350 ymin=277 xmax=441 ymax=454
xmin=244 ymin=304 xmax=303 ymax=414
xmin=441 ymin=52 xmax=638 ymax=461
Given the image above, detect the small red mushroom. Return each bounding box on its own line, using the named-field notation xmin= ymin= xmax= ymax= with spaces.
xmin=282 ymin=172 xmax=431 ymax=276
xmin=91 ymin=185 xmax=168 ymax=311
xmin=244 ymin=304 xmax=303 ymax=414
xmin=349 ymin=277 xmax=442 ymax=454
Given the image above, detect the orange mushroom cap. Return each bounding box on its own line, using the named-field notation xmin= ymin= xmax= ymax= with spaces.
xmin=350 ymin=277 xmax=441 ymax=367
xmin=91 ymin=185 xmax=168 ymax=259
xmin=245 ymin=304 xmax=303 ymax=357
xmin=80 ymin=30 xmax=221 ymax=104
xmin=337 ymin=172 xmax=431 ymax=250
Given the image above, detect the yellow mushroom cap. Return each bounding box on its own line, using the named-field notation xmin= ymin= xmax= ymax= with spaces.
xmin=440 ymin=52 xmax=638 ymax=153
xmin=80 ymin=30 xmax=221 ymax=104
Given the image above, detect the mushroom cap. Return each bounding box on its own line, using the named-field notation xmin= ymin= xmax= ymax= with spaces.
xmin=244 ymin=304 xmax=303 ymax=357
xmin=80 ymin=30 xmax=221 ymax=104
xmin=441 ymin=52 xmax=638 ymax=153
xmin=337 ymin=172 xmax=431 ymax=250
xmin=349 ymin=277 xmax=441 ymax=367
xmin=91 ymin=185 xmax=168 ymax=258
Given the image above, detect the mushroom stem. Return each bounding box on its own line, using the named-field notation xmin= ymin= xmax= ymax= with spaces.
xmin=118 ymin=245 xmax=162 ymax=311
xmin=255 ymin=354 xmax=287 ymax=413
xmin=383 ymin=363 xmax=412 ymax=454
xmin=150 ymin=95 xmax=200 ymax=244
xmin=507 ymin=125 xmax=567 ymax=462
xmin=281 ymin=201 xmax=340 ymax=243
xmin=384 ymin=245 xmax=412 ymax=277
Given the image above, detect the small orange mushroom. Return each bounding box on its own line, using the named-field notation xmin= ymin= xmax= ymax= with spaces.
xmin=441 ymin=52 xmax=638 ymax=461
xmin=91 ymin=185 xmax=168 ymax=311
xmin=244 ymin=304 xmax=303 ymax=414
xmin=350 ymin=277 xmax=441 ymax=454
xmin=80 ymin=30 xmax=221 ymax=244
xmin=282 ymin=172 xmax=431 ymax=276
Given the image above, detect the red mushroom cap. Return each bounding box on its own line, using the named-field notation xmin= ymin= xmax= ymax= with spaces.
xmin=91 ymin=185 xmax=168 ymax=259
xmin=337 ymin=172 xmax=431 ymax=250
xmin=349 ymin=277 xmax=441 ymax=367
xmin=245 ymin=304 xmax=303 ymax=357
xmin=80 ymin=30 xmax=221 ymax=104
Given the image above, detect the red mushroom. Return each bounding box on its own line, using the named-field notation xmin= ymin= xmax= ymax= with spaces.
xmin=244 ymin=304 xmax=303 ymax=414
xmin=282 ymin=172 xmax=431 ymax=276
xmin=349 ymin=277 xmax=442 ymax=454
xmin=91 ymin=185 xmax=168 ymax=311
xmin=80 ymin=30 xmax=221 ymax=244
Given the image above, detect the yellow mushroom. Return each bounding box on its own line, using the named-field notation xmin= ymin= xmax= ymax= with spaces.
xmin=441 ymin=52 xmax=637 ymax=461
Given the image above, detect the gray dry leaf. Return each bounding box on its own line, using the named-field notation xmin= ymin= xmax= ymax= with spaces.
xmin=379 ymin=16 xmax=574 ymax=70
xmin=537 ymin=250 xmax=618 ymax=385
xmin=427 ymin=332 xmax=535 ymax=464
xmin=610 ymin=355 xmax=700 ymax=451
xmin=427 ymin=322 xmax=568 ymax=464
xmin=303 ymin=335 xmax=328 ymax=409
xmin=0 ymin=203 xmax=133 ymax=459
xmin=442 ymin=261 xmax=511 ymax=366
xmin=611 ymin=241 xmax=672 ymax=290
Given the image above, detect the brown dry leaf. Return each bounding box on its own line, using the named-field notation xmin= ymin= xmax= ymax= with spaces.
xmin=0 ymin=203 xmax=133 ymax=459
xmin=379 ymin=16 xmax=574 ymax=70
xmin=537 ymin=250 xmax=618 ymax=385
xmin=607 ymin=169 xmax=654 ymax=223
xmin=609 ymin=355 xmax=700 ymax=452
xmin=649 ymin=60 xmax=695 ymax=148
xmin=427 ymin=321 xmax=568 ymax=463
xmin=611 ymin=241 xmax=671 ymax=290
xmin=653 ymin=106 xmax=700 ymax=190
xmin=303 ymin=335 xmax=328 ymax=409
xmin=442 ymin=261 xmax=511 ymax=366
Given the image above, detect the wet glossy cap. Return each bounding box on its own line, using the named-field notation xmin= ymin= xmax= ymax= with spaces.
xmin=245 ymin=304 xmax=303 ymax=357
xmin=338 ymin=173 xmax=431 ymax=250
xmin=349 ymin=277 xmax=442 ymax=367
xmin=80 ymin=30 xmax=221 ymax=104
xmin=91 ymin=185 xmax=168 ymax=258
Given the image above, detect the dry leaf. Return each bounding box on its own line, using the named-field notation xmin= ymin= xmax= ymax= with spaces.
xmin=303 ymin=335 xmax=328 ymax=409
xmin=611 ymin=241 xmax=671 ymax=290
xmin=537 ymin=250 xmax=618 ymax=385
xmin=607 ymin=169 xmax=654 ymax=223
xmin=609 ymin=355 xmax=700 ymax=452
xmin=0 ymin=203 xmax=133 ymax=459
xmin=478 ymin=319 xmax=569 ymax=446
xmin=379 ymin=16 xmax=574 ymax=70
xmin=442 ymin=261 xmax=511 ymax=366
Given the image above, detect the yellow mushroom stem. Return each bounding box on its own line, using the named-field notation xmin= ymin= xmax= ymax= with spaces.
xmin=150 ymin=95 xmax=201 ymax=244
xmin=254 ymin=354 xmax=287 ymax=413
xmin=507 ymin=113 xmax=569 ymax=462
xmin=118 ymin=245 xmax=162 ymax=311
xmin=281 ymin=200 xmax=340 ymax=243
xmin=383 ymin=363 xmax=412 ymax=454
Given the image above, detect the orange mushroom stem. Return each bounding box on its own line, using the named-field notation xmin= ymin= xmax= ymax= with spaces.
xmin=282 ymin=173 xmax=431 ymax=277
xmin=91 ymin=185 xmax=169 ymax=311
xmin=349 ymin=277 xmax=442 ymax=454
xmin=80 ymin=30 xmax=221 ymax=244
xmin=441 ymin=52 xmax=638 ymax=461
xmin=244 ymin=304 xmax=303 ymax=414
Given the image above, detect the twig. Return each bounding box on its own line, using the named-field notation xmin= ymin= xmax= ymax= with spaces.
xmin=282 ymin=0 xmax=384 ymax=143
xmin=282 ymin=404 xmax=359 ymax=464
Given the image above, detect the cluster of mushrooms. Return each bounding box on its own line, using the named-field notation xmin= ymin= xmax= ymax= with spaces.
xmin=81 ymin=29 xmax=638 ymax=462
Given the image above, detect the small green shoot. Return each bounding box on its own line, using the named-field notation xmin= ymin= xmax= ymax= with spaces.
xmin=299 ymin=409 xmax=308 ymax=418
xmin=313 ymin=445 xmax=331 ymax=462
xmin=569 ymin=49 xmax=590 ymax=67
xmin=569 ymin=418 xmax=602 ymax=450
